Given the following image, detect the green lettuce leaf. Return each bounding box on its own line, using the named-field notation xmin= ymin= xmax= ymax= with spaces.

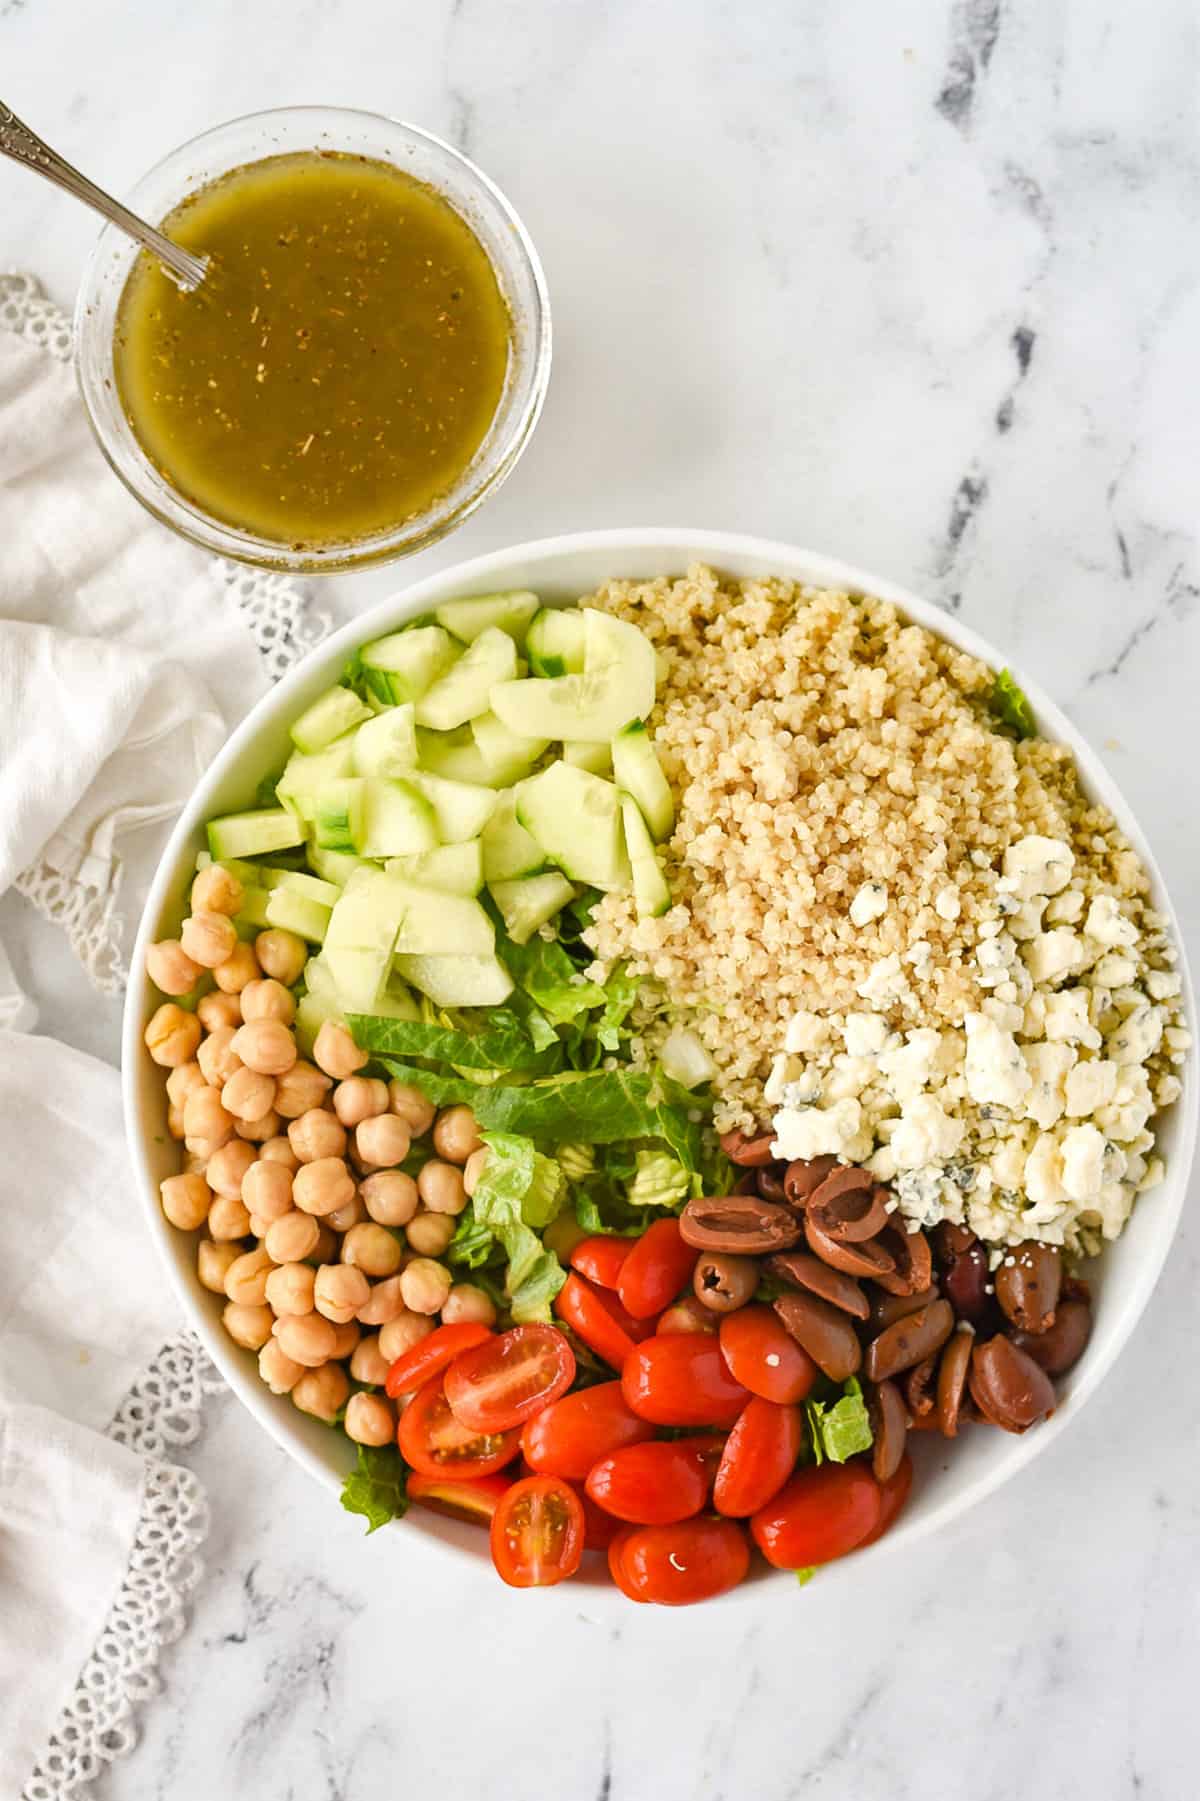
xmin=498 ymin=934 xmax=605 ymax=1024
xmin=795 ymin=1566 xmax=817 ymax=1587
xmin=350 ymin=1009 xmax=559 ymax=1073
xmin=594 ymin=964 xmax=641 ymax=1051
xmin=340 ymin=1442 xmax=408 ymax=1534
xmin=990 ymin=668 xmax=1037 ymax=739
xmin=446 ymin=1206 xmax=496 ymax=1270
xmin=462 ymin=1132 xmax=569 ymax=1322
xmin=627 ymin=1149 xmax=691 ymax=1208
xmin=805 ymin=1377 xmax=873 ymax=1465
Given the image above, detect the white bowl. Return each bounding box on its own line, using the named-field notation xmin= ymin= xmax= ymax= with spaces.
xmin=123 ymin=528 xmax=1197 ymax=1597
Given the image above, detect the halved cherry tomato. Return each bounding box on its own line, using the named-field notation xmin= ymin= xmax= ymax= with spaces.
xmin=586 ymin=1439 xmax=709 ymax=1524
xmin=520 ymin=1380 xmax=653 ymax=1479
xmin=569 ymin=1235 xmax=633 ymax=1289
xmin=621 ymin=1333 xmax=752 ymax=1428
xmin=617 ymin=1218 xmax=696 ymax=1320
xmin=857 ymin=1453 xmax=913 ymax=1549
xmin=444 ymin=1324 xmax=575 ymax=1433
xmin=657 ymin=1295 xmax=718 ymax=1336
xmin=407 ymin=1470 xmax=512 ymax=1524
xmin=556 ymin=1273 xmax=638 ymax=1372
xmin=718 ymin=1305 xmax=817 ymax=1404
xmin=608 ymin=1517 xmax=751 ymax=1605
xmin=750 ymin=1460 xmax=882 ymax=1568
xmin=713 ymin=1398 xmax=802 ymax=1517
xmin=398 ymin=1374 xmax=522 ymax=1479
xmin=490 ymin=1475 xmax=585 ymax=1588
xmin=384 ymin=1321 xmax=494 ymax=1398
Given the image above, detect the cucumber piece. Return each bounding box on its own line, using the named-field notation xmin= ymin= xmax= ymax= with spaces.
xmin=394 ymin=952 xmax=514 ymax=1008
xmin=491 ymin=609 xmax=656 ymax=743
xmin=411 ymin=771 xmax=498 ymax=843
xmin=384 ymin=841 xmax=484 ymax=896
xmin=414 ymin=626 xmax=518 ymax=731
xmin=489 ymin=872 xmax=576 ymax=945
xmin=352 ymin=705 xmax=418 ymax=779
xmin=612 ymin=721 xmax=674 ymax=841
xmin=563 ymin=740 xmax=612 ymax=776
xmin=471 ymin=711 xmax=549 ymax=785
xmin=434 ymin=589 xmax=539 ymax=646
xmin=195 ymin=851 xmax=260 ymax=888
xmin=526 ymin=608 xmax=586 ymax=678
xmin=621 ymin=793 xmax=671 ymax=919
xmin=358 ymin=779 xmax=439 ymax=859
xmin=296 ymin=990 xmax=337 ymax=1055
xmin=307 ymin=845 xmax=365 ymax=887
xmin=313 ymin=778 xmax=367 ymax=853
xmin=480 ymin=790 xmax=546 ymax=882
xmin=416 ymin=725 xmax=495 ymax=786
xmin=361 ymin=625 xmax=461 ymax=705
xmin=277 ymin=737 xmax=358 ymax=822
xmin=206 ymin=808 xmax=307 ymax=861
xmin=236 ymin=887 xmax=273 ymax=929
xmin=265 ymin=889 xmax=331 ymax=943
xmin=323 ymin=878 xmax=398 ymax=1009
xmin=391 ymin=884 xmax=495 ymax=957
xmin=290 ymin=685 xmax=373 ymax=754
xmin=515 ymin=762 xmax=631 ymax=891
xmin=271 ymin=870 xmax=341 ymax=909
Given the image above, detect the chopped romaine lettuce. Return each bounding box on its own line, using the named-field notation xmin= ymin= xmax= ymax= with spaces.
xmin=990 ymin=668 xmax=1036 ymax=739
xmin=805 ymin=1377 xmax=873 ymax=1465
xmin=350 ymin=1008 xmax=559 ymax=1073
xmin=627 ymin=1148 xmax=691 ymax=1209
xmin=340 ymin=1442 xmax=408 ymax=1534
xmin=453 ymin=1132 xmax=570 ymax=1322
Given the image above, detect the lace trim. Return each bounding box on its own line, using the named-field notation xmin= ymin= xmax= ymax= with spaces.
xmin=21 ymin=1332 xmax=225 ymax=1801
xmin=11 ymin=858 xmax=128 ymax=996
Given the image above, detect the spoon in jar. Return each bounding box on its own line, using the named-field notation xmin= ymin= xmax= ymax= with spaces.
xmin=0 ymin=101 xmax=208 ymax=290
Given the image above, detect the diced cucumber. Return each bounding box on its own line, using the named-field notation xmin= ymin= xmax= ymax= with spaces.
xmin=612 ymin=720 xmax=674 ymax=841
xmin=313 ymin=778 xmax=367 ymax=853
xmin=323 ymin=878 xmax=398 ymax=1009
xmin=302 ymin=953 xmax=340 ymax=1003
xmin=416 ymin=725 xmax=495 ymax=786
xmin=391 ymin=884 xmax=495 ymax=957
xmin=526 ymin=607 xmax=586 ymax=678
xmin=307 ymin=845 xmax=365 ymax=886
xmin=296 ymin=991 xmax=338 ymax=1055
xmin=411 ymin=772 xmax=498 ymax=842
xmin=491 ymin=608 xmax=656 ymax=743
xmin=481 ymin=791 xmax=546 ymax=882
xmin=352 ymin=705 xmax=418 ymax=779
xmin=323 ymin=945 xmax=392 ymax=1011
xmin=265 ymin=889 xmax=331 ymax=943
xmin=290 ymin=685 xmax=373 ymax=754
xmin=394 ymin=952 xmax=514 ymax=1008
xmin=271 ymin=870 xmax=341 ymax=909
xmin=563 ymin=740 xmax=612 ymax=776
xmin=236 ymin=887 xmax=273 ymax=929
xmin=361 ymin=625 xmax=461 ymax=705
xmin=621 ymin=793 xmax=671 ymax=919
xmin=489 ymin=872 xmax=576 ymax=944
xmin=195 ymin=851 xmax=260 ymax=888
xmin=384 ymin=841 xmax=484 ymax=896
xmin=358 ymin=779 xmax=439 ymax=859
xmin=434 ymin=589 xmax=539 ymax=646
xmin=277 ymin=736 xmax=358 ymax=822
xmin=471 ymin=711 xmax=549 ymax=785
xmin=414 ymin=626 xmax=518 ymax=731
xmin=206 ymin=808 xmax=307 ymax=861
xmin=515 ymin=762 xmax=631 ymax=891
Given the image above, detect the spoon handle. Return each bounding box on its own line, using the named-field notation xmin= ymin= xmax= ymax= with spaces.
xmin=0 ymin=102 xmax=207 ymax=290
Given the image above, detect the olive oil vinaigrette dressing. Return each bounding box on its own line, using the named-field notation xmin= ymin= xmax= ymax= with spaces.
xmin=113 ymin=152 xmax=512 ymax=547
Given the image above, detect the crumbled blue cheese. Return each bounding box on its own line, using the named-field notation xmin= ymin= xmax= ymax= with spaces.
xmin=1002 ymin=834 xmax=1075 ymax=898
xmin=771 ymin=1095 xmax=866 ymax=1162
xmin=964 ymin=1012 xmax=1031 ymax=1110
xmin=855 ymin=954 xmax=911 ymax=1012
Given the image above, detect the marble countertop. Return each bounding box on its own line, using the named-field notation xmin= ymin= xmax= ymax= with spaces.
xmin=3 ymin=1 xmax=1198 ymax=1796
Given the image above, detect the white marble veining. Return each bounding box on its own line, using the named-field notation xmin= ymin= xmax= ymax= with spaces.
xmin=2 ymin=0 xmax=1198 ymax=1795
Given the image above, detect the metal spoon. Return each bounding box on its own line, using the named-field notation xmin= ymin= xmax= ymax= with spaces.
xmin=0 ymin=101 xmax=208 ymax=290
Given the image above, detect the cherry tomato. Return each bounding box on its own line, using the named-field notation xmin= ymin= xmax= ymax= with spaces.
xmin=713 ymin=1398 xmax=803 ymax=1517
xmin=657 ymin=1295 xmax=718 ymax=1336
xmin=556 ymin=1273 xmax=638 ymax=1372
xmin=608 ymin=1518 xmax=751 ymax=1606
xmin=617 ymin=1218 xmax=696 ymax=1320
xmin=443 ymin=1324 xmax=576 ymax=1433
xmin=520 ymin=1380 xmax=653 ymax=1480
xmin=592 ymin=1282 xmax=657 ymax=1342
xmin=679 ymin=1432 xmax=728 ymax=1497
xmin=398 ymin=1375 xmax=522 ymax=1480
xmin=750 ymin=1461 xmax=882 ymax=1568
xmin=857 ymin=1453 xmax=913 ymax=1549
xmin=490 ymin=1475 xmax=585 ymax=1588
xmin=407 ymin=1470 xmax=512 ymax=1524
xmin=622 ymin=1333 xmax=752 ymax=1428
xmin=718 ymin=1305 xmax=817 ymax=1404
xmin=586 ymin=1439 xmax=709 ymax=1524
xmin=569 ymin=1235 xmax=633 ymax=1289
xmin=575 ymin=1482 xmax=623 ymax=1552
xmin=384 ymin=1321 xmax=494 ymax=1398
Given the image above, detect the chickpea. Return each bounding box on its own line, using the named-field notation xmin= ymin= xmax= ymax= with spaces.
xmin=327 ymin=1194 xmax=365 ymax=1234
xmin=144 ymin=1003 xmax=202 ymax=1069
xmin=183 ymin=1085 xmax=234 ymax=1158
xmin=180 ymin=910 xmax=238 ymax=970
xmin=356 ymin=1273 xmax=408 ymax=1326
xmin=240 ymin=977 xmax=296 ymax=1026
xmin=292 ymin=1362 xmax=350 ymax=1423
xmin=417 ymin=1159 xmax=467 ymax=1216
xmin=254 ymin=927 xmax=307 ymax=986
xmin=404 ymin=1210 xmax=456 ymax=1257
xmin=160 ymin=1172 xmax=211 ymax=1231
xmin=292 ymin=1157 xmax=354 ymax=1217
xmin=242 ymin=1158 xmax=293 ymax=1224
xmin=463 ymin=1146 xmax=489 ymax=1197
xmin=236 ymin=1109 xmax=282 ymax=1144
xmin=213 ymin=941 xmax=260 ymax=995
xmin=313 ymin=1020 xmax=367 ymax=1081
xmin=441 ymin=1283 xmax=498 ymax=1328
xmin=205 ymin=1139 xmax=258 ymax=1199
xmin=378 ymin=1309 xmax=436 ymax=1364
xmin=264 ymin=1261 xmax=316 ymax=1317
xmin=273 ymin=1310 xmax=337 ymax=1367
xmin=264 ymin=1210 xmax=321 ymax=1264
xmin=273 ymin=1059 xmax=332 ymax=1119
xmin=354 ymin=1114 xmax=411 ymax=1170
xmin=222 ymin=1301 xmax=274 ymax=1350
xmin=329 ymin=1320 xmax=360 ymax=1360
xmin=191 ymin=863 xmax=244 ymax=916
xmin=258 ymin=1338 xmax=304 ymax=1395
xmin=182 ymin=1150 xmax=209 ymax=1176
xmin=388 ymin=1080 xmax=436 ymax=1138
xmin=399 ymin=1257 xmax=452 ymax=1316
xmin=288 ymin=1107 xmax=347 ymax=1164
xmin=432 ymin=1104 xmax=483 ymax=1164
xmin=313 ymin=1262 xmax=370 ymax=1323
xmin=165 ymin=1061 xmax=205 ymax=1110
xmin=311 ymin=1225 xmax=338 ymax=1263
xmin=332 ymin=1076 xmax=390 ymax=1128
xmin=198 ymin=1238 xmax=241 ymax=1292
xmin=350 ymin=1333 xmax=391 ymax=1386
xmin=259 ymin=1134 xmax=301 ymax=1172
xmin=345 ymin=1392 xmax=395 ymax=1448
xmin=197 ymin=1025 xmax=242 ymax=1088
xmin=197 ymin=990 xmax=242 ymax=1033
xmin=360 ymin=1169 xmax=419 ymax=1228
xmin=145 ymin=939 xmax=202 ymax=997
xmin=224 ymin=1246 xmax=273 ymax=1306
xmin=167 ymin=1103 xmax=186 ymax=1140
xmin=208 ymin=1194 xmax=252 ymax=1241
xmin=232 ymin=1019 xmax=297 ymax=1077
xmin=341 ymin=1222 xmax=403 ymax=1278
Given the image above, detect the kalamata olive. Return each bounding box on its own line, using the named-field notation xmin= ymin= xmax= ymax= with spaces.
xmin=773 ymin=1292 xmax=862 ymax=1383
xmin=968 ymin=1337 xmax=1056 ymax=1433
xmin=755 ymin=1162 xmax=789 ymax=1204
xmin=804 ymin=1212 xmax=897 ymax=1280
xmin=994 ymin=1243 xmax=1062 ymax=1334
xmin=930 ymin=1221 xmax=977 ymax=1267
xmin=720 ymin=1128 xmax=776 ymax=1167
xmin=942 ymin=1241 xmax=994 ymax=1326
xmin=1063 ymin=1273 xmax=1092 ymax=1305
xmin=783 ymin=1155 xmax=838 ymax=1207
xmin=693 ymin=1252 xmax=759 ymax=1313
xmin=867 ymin=1379 xmax=909 ymax=1483
xmin=1009 ymin=1298 xmax=1093 ymax=1375
xmin=807 ymin=1167 xmax=889 ymax=1242
xmin=871 ymin=1224 xmax=933 ymax=1297
xmin=904 ymin=1356 xmax=937 ymax=1420
xmin=765 ymin=1251 xmax=869 ymax=1320
xmin=936 ymin=1325 xmax=975 ymax=1437
xmin=735 ymin=1168 xmax=760 ymax=1195
xmin=681 ymin=1193 xmax=803 ymax=1254
xmin=865 ymin=1298 xmax=955 ymax=1383
xmin=868 ymin=1286 xmax=939 ymax=1332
